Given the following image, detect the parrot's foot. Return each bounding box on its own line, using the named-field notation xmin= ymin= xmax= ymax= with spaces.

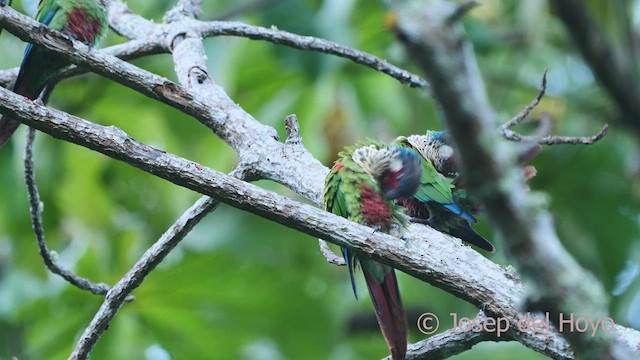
xmin=400 ymin=234 xmax=411 ymax=246
xmin=61 ymin=30 xmax=76 ymax=41
xmin=371 ymin=225 xmax=382 ymax=233
xmin=409 ymin=217 xmax=430 ymax=225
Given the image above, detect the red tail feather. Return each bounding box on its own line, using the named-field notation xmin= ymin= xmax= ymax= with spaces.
xmin=363 ymin=268 xmax=408 ymax=360
xmin=0 ymin=117 xmax=20 ymax=148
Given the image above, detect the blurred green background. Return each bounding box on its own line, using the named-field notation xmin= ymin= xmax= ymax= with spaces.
xmin=1 ymin=0 xmax=639 ymax=359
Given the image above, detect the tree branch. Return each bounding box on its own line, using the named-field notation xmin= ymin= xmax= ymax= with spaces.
xmin=499 ymin=71 xmax=609 ymax=146
xmin=2 ymin=2 xmax=636 ymax=358
xmin=392 ymin=0 xmax=630 ymax=359
xmin=0 ymin=4 xmax=327 ymax=202
xmin=1 ymin=84 xmax=638 ymax=360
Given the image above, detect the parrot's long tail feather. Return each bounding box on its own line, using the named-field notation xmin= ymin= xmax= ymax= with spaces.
xmin=342 ymin=247 xmax=359 ymax=300
xmin=0 ymin=116 xmax=20 ymax=148
xmin=0 ymin=71 xmax=42 ymax=149
xmin=449 ymin=221 xmax=495 ymax=253
xmin=363 ymin=268 xmax=408 ymax=360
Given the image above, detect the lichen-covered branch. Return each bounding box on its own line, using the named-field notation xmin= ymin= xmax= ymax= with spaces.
xmin=2 ymin=84 xmax=639 ymax=360
xmin=392 ymin=0 xmax=630 ymax=359
xmin=1 ymin=1 xmax=637 ymax=359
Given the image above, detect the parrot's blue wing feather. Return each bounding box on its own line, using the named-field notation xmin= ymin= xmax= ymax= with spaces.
xmin=443 ymin=203 xmax=476 ymax=223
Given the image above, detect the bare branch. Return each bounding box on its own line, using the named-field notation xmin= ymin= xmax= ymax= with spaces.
xmin=23 ymin=127 xmax=129 ymax=300
xmin=537 ymin=122 xmax=609 ymax=145
xmin=284 ymin=114 xmax=302 ymax=145
xmin=500 ymin=70 xmax=548 ymax=132
xmin=499 ymin=71 xmax=608 ymax=146
xmin=108 ymin=1 xmax=429 ymax=89
xmin=319 ymin=240 xmax=345 ymax=266
xmin=446 ymin=0 xmax=479 ymax=25
xmin=2 ymin=85 xmax=639 ymax=360
xmin=69 ymin=196 xmax=222 ymax=360
xmin=393 ymin=1 xmax=628 ymax=359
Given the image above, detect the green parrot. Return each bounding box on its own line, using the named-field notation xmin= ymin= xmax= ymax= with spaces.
xmin=324 ymin=140 xmax=422 ymax=360
xmin=395 ymin=132 xmax=495 ymax=252
xmin=0 ymin=0 xmax=109 ymax=148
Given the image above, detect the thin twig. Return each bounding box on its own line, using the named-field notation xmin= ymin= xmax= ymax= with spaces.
xmin=446 ymin=0 xmax=479 ymax=25
xmin=69 ymin=196 xmax=222 ymax=360
xmin=196 ymin=21 xmax=429 ymax=89
xmin=499 ymin=70 xmax=547 ymax=133
xmin=284 ymin=114 xmax=301 ymax=145
xmin=499 ymin=71 xmax=608 ymax=145
xmin=538 ymin=122 xmax=609 ymax=145
xmin=319 ymin=240 xmax=345 ymax=266
xmin=23 ymin=127 xmax=130 ymax=300
xmin=106 ymin=1 xmax=429 ymax=89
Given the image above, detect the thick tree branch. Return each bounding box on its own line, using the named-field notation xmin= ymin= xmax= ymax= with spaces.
xmin=393 ymin=0 xmax=630 ymax=359
xmin=2 ymin=85 xmax=639 ymax=360
xmin=550 ymin=0 xmax=640 ymax=132
xmin=1 ymin=2 xmax=635 ymax=358
xmin=0 ymin=4 xmax=328 ymax=202
xmin=386 ymin=313 xmax=496 ymax=360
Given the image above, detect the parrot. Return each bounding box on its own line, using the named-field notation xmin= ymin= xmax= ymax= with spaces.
xmin=395 ymin=132 xmax=495 ymax=252
xmin=0 ymin=0 xmax=109 ymax=148
xmin=324 ymin=140 xmax=422 ymax=360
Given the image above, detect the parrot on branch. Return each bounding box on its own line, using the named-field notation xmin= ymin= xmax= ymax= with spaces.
xmin=395 ymin=132 xmax=495 ymax=252
xmin=324 ymin=140 xmax=422 ymax=360
xmin=0 ymin=0 xmax=109 ymax=148
xmin=395 ymin=129 xmax=541 ymax=252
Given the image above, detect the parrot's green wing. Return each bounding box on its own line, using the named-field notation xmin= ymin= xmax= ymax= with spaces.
xmin=324 ymin=161 xmax=362 ymax=299
xmin=35 ymin=0 xmax=61 ymax=24
xmin=414 ymin=158 xmax=455 ymax=205
xmin=324 ymin=165 xmax=348 ymax=218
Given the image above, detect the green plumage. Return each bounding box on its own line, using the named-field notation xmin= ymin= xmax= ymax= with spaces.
xmin=0 ymin=0 xmax=109 ymax=148
xmin=324 ymin=140 xmax=417 ymax=360
xmin=396 ymin=134 xmax=494 ymax=252
xmin=396 ymin=136 xmax=456 ymax=206
xmin=324 ymin=140 xmax=407 ymax=230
